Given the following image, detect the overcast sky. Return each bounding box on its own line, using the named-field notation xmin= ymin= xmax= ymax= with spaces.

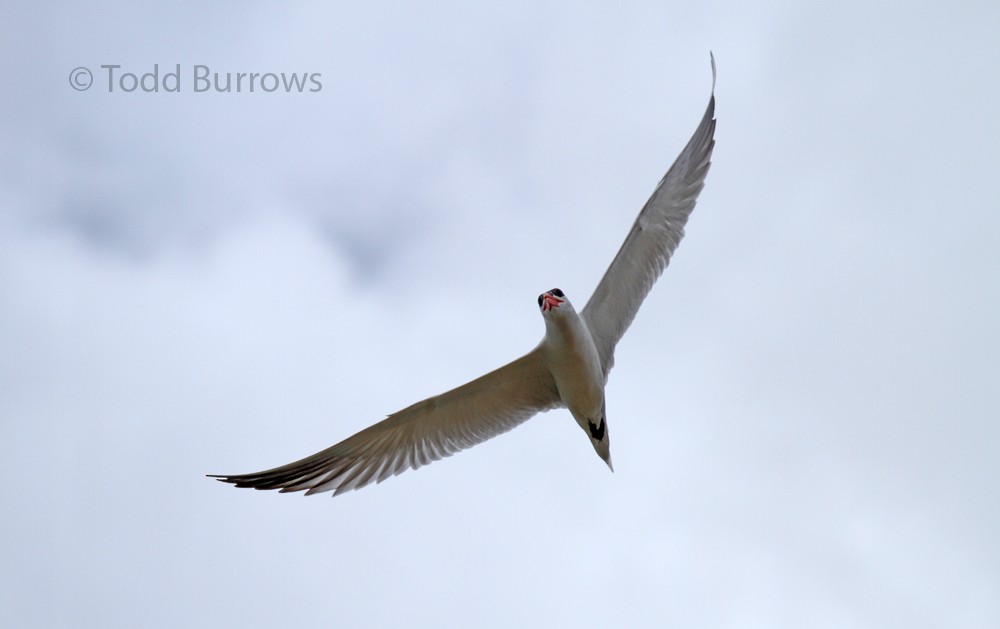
xmin=2 ymin=2 xmax=999 ymax=628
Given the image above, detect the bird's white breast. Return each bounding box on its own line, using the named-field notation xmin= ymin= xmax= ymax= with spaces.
xmin=542 ymin=309 xmax=605 ymax=420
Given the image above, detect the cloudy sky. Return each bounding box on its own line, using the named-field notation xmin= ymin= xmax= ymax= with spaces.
xmin=2 ymin=2 xmax=998 ymax=627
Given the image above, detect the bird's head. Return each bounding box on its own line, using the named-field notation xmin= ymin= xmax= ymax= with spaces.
xmin=537 ymin=288 xmax=571 ymax=318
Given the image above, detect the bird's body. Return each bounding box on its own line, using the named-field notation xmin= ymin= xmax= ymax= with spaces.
xmin=211 ymin=55 xmax=717 ymax=497
xmin=538 ymin=292 xmax=612 ymax=468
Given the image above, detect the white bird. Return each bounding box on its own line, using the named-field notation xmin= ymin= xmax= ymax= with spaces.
xmin=211 ymin=55 xmax=716 ymax=497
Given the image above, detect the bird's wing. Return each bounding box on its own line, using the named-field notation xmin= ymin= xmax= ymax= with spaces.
xmin=210 ymin=345 xmax=560 ymax=496
xmin=581 ymin=55 xmax=717 ymax=376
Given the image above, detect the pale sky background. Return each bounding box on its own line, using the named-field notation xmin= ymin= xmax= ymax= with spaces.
xmin=2 ymin=2 xmax=998 ymax=628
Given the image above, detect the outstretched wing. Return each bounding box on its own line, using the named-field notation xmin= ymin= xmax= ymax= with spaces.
xmin=582 ymin=54 xmax=717 ymax=376
xmin=210 ymin=346 xmax=560 ymax=496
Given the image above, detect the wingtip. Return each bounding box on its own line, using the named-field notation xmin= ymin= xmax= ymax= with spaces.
xmin=709 ymin=51 xmax=717 ymax=94
xmin=208 ymin=473 xmax=250 ymax=487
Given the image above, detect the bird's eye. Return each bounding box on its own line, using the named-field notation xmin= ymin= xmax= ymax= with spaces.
xmin=537 ymin=295 xmax=544 ymax=307
xmin=551 ymin=288 xmax=564 ymax=298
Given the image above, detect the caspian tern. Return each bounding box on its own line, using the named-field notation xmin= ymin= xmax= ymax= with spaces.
xmin=210 ymin=55 xmax=716 ymax=497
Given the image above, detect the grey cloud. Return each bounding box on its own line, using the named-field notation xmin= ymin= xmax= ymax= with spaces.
xmin=1 ymin=2 xmax=999 ymax=628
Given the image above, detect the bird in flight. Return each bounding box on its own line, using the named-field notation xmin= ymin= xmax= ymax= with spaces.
xmin=210 ymin=55 xmax=716 ymax=497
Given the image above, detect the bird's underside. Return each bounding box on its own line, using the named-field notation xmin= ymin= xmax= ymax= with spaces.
xmin=210 ymin=54 xmax=717 ymax=497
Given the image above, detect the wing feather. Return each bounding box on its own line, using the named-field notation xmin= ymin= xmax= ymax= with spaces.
xmin=210 ymin=345 xmax=560 ymax=496
xmin=582 ymin=54 xmax=717 ymax=375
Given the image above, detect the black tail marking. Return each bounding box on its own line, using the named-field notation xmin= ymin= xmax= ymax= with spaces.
xmin=588 ymin=417 xmax=606 ymax=441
